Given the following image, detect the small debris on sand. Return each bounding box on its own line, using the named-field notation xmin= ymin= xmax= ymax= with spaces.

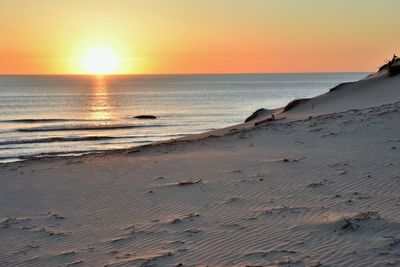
xmin=66 ymin=260 xmax=83 ymax=266
xmin=50 ymin=213 xmax=65 ymax=220
xmin=339 ymin=212 xmax=380 ymax=232
xmin=308 ymin=182 xmax=324 ymax=188
xmin=176 ymin=179 xmax=202 ymax=186
xmin=170 ymin=213 xmax=200 ymax=224
xmin=283 ymin=157 xmax=306 ymax=162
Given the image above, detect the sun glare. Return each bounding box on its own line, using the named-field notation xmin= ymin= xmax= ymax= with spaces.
xmin=81 ymin=48 xmax=120 ymax=75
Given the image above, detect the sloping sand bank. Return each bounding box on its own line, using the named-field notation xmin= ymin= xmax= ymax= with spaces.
xmin=1 ymin=70 xmax=400 ymax=266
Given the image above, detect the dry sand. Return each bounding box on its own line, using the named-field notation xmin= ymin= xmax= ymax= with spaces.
xmin=1 ymin=69 xmax=400 ymax=266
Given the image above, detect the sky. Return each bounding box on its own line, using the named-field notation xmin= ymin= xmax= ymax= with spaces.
xmin=0 ymin=0 xmax=399 ymax=74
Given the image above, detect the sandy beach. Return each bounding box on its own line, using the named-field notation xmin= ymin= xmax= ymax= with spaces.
xmin=1 ymin=62 xmax=400 ymax=266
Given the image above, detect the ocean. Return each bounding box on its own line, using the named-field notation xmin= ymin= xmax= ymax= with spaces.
xmin=0 ymin=73 xmax=367 ymax=163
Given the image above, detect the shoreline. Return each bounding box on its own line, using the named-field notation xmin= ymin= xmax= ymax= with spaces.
xmin=2 ymin=97 xmax=396 ymax=166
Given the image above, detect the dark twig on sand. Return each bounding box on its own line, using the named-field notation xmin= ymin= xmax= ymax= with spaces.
xmin=283 ymin=157 xmax=306 ymax=162
xmin=176 ymin=179 xmax=202 ymax=186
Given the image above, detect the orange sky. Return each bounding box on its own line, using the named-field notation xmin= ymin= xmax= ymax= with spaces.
xmin=1 ymin=0 xmax=399 ymax=74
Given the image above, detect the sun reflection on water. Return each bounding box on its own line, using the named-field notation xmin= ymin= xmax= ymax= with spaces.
xmin=89 ymin=76 xmax=114 ymax=121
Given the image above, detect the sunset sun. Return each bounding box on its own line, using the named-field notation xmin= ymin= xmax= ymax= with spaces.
xmin=81 ymin=48 xmax=121 ymax=74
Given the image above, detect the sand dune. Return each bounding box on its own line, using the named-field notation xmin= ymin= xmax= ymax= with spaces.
xmin=282 ymin=75 xmax=400 ymax=118
xmin=245 ymin=65 xmax=400 ymax=124
xmin=1 ymin=68 xmax=400 ymax=266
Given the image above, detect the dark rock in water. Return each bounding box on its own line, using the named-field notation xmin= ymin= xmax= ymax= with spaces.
xmin=245 ymin=108 xmax=270 ymax=123
xmin=134 ymin=115 xmax=157 ymax=119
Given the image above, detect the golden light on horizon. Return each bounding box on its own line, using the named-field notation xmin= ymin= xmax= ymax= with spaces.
xmin=81 ymin=48 xmax=121 ymax=75
xmin=89 ymin=76 xmax=114 ymax=121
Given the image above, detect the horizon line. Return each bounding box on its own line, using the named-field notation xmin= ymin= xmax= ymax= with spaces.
xmin=0 ymin=71 xmax=372 ymax=76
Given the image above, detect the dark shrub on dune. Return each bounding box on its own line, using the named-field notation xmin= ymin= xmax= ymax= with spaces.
xmin=388 ymin=63 xmax=400 ymax=77
xmin=379 ymin=54 xmax=400 ymax=77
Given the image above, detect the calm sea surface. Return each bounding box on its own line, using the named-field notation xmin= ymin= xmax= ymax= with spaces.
xmin=0 ymin=73 xmax=367 ymax=163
